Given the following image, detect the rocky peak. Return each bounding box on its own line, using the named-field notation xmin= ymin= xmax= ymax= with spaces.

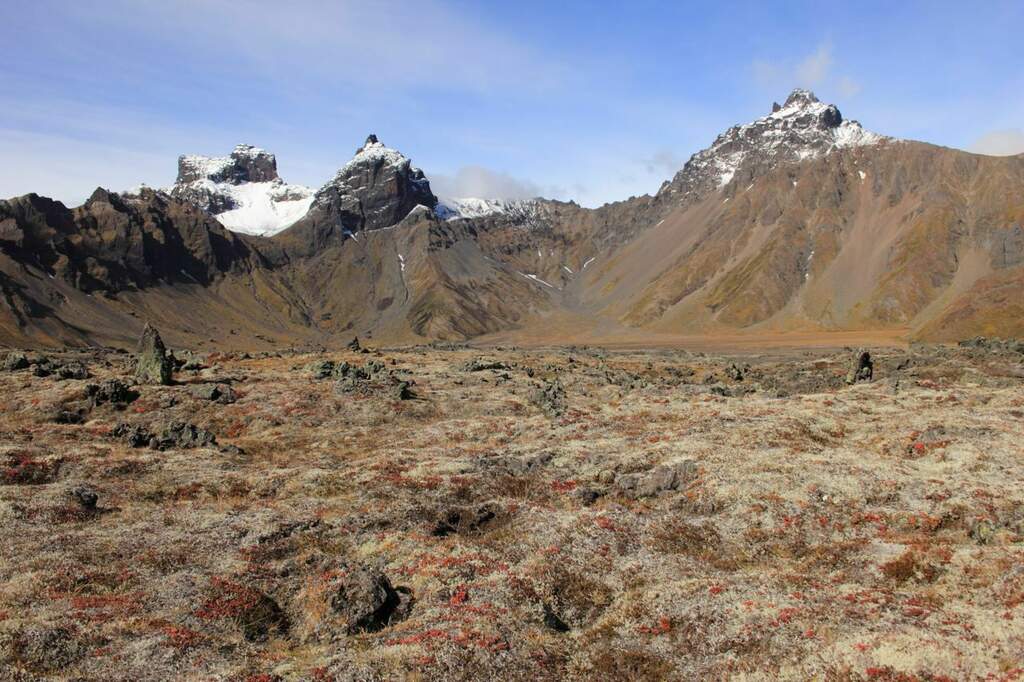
xmin=176 ymin=144 xmax=280 ymax=185
xmin=310 ymin=135 xmax=437 ymax=234
xmin=659 ymin=89 xmax=887 ymax=202
xmin=783 ymin=88 xmax=819 ymax=108
xmin=169 ymin=144 xmax=314 ymax=236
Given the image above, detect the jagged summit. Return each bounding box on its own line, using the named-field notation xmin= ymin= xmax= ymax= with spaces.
xmin=308 ymin=135 xmax=437 ymax=233
xmin=170 ymin=144 xmax=314 ymax=236
xmin=659 ymin=88 xmax=887 ymax=201
xmin=176 ymin=144 xmax=280 ymax=185
xmin=780 ymin=87 xmax=820 ymax=108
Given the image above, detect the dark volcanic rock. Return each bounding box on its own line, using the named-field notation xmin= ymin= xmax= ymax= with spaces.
xmin=68 ymin=484 xmax=99 ymax=509
xmin=135 ymin=323 xmax=173 ymax=385
xmin=328 ymin=566 xmax=413 ymax=634
xmin=616 ymin=460 xmax=697 ymax=499
xmin=151 ymin=421 xmax=217 ymax=450
xmin=659 ymin=88 xmax=882 ymax=204
xmin=0 ymin=189 xmax=261 ymax=297
xmin=529 ymin=378 xmax=566 ymax=417
xmin=2 ymin=351 xmax=29 ymax=371
xmin=176 ymin=144 xmax=280 ymax=186
xmin=113 ymin=423 xmax=154 ymax=448
xmin=189 ymin=383 xmax=237 ymax=404
xmin=86 ymin=379 xmax=138 ymax=406
xmin=55 ymin=361 xmax=90 ymax=380
xmin=846 ymin=349 xmax=874 ymax=384
xmin=282 ymin=135 xmax=437 ymax=253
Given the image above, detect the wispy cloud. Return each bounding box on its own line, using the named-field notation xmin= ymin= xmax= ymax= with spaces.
xmin=794 ymin=44 xmax=833 ymax=87
xmin=970 ymin=129 xmax=1024 ymax=156
xmin=80 ymin=0 xmax=572 ymax=96
xmin=429 ymin=165 xmax=552 ymax=201
xmin=752 ymin=42 xmax=861 ymax=100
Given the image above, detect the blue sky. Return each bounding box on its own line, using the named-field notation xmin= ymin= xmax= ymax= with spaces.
xmin=1 ymin=0 xmax=1022 ymax=207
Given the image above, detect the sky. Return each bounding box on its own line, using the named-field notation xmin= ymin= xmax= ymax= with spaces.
xmin=1 ymin=0 xmax=1022 ymax=208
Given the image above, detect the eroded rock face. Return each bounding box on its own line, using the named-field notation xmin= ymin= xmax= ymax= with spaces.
xmin=176 ymin=144 xmax=280 ymax=186
xmin=135 ymin=323 xmax=173 ymax=385
xmin=310 ymin=135 xmax=438 ymax=235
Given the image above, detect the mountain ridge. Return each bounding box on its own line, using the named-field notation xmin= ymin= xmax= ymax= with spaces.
xmin=2 ymin=89 xmax=1022 ymax=349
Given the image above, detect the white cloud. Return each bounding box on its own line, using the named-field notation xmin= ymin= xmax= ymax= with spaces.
xmin=795 ymin=44 xmax=833 ymax=87
xmin=970 ymin=129 xmax=1024 ymax=156
xmin=753 ymin=42 xmax=862 ymax=100
xmin=78 ymin=0 xmax=571 ymax=96
xmin=429 ymin=165 xmax=547 ymax=200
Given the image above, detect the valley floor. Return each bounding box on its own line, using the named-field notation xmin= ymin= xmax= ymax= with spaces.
xmin=2 ymin=340 xmax=1023 ymax=680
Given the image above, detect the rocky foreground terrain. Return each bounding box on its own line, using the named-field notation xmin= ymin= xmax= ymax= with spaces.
xmin=2 ymin=336 xmax=1024 ymax=680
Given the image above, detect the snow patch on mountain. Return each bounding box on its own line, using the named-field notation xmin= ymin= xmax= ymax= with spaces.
xmin=208 ymin=182 xmax=314 ymax=235
xmin=435 ymin=197 xmax=547 ymax=226
xmin=171 ymin=144 xmax=313 ymax=236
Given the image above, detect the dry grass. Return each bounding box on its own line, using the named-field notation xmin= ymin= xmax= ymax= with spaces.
xmin=1 ymin=342 xmax=1023 ymax=680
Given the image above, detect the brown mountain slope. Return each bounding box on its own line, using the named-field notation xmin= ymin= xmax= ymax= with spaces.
xmin=1 ymin=92 xmax=1022 ymax=349
xmin=558 ymin=141 xmax=1024 ymax=339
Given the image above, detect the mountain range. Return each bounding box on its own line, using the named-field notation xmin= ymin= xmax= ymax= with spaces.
xmin=1 ymin=89 xmax=1022 ymax=349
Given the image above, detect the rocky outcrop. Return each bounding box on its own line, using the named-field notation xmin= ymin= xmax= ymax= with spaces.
xmin=135 ymin=323 xmax=173 ymax=385
xmin=0 ymin=188 xmax=264 ymax=293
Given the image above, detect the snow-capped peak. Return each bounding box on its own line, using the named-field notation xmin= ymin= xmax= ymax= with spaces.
xmin=659 ymin=89 xmax=890 ymax=199
xmin=310 ymin=135 xmax=438 ymax=233
xmin=170 ymin=144 xmax=313 ymax=236
xmin=435 ymin=197 xmax=547 ymax=225
xmin=319 ymin=135 xmax=427 ymax=196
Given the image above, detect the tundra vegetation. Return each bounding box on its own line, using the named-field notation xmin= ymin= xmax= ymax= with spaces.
xmin=1 ymin=336 xmax=1023 ymax=680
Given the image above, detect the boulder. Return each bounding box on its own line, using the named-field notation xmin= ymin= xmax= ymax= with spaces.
xmin=151 ymin=421 xmax=217 ymax=450
xmin=55 ymin=361 xmax=90 ymax=380
xmin=135 ymin=323 xmax=173 ymax=385
xmin=328 ymin=566 xmax=413 ymax=634
xmin=68 ymin=484 xmax=98 ymax=510
xmin=616 ymin=460 xmax=697 ymax=499
xmin=845 ymin=349 xmax=873 ymax=384
xmin=112 ymin=423 xmax=154 ymax=448
xmin=529 ymin=379 xmax=566 ymax=417
xmin=189 ymin=383 xmax=237 ymax=404
xmin=86 ymin=379 xmax=138 ymax=406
